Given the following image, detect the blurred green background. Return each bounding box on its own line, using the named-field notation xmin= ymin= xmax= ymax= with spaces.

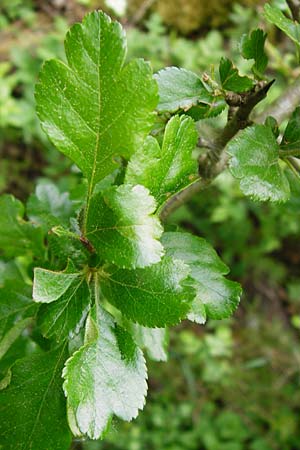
xmin=1 ymin=1 xmax=300 ymax=449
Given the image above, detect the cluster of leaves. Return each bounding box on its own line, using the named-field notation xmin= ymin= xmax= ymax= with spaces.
xmin=1 ymin=1 xmax=300 ymax=448
xmin=154 ymin=3 xmax=300 ymax=202
xmin=0 ymin=11 xmax=242 ymax=449
xmin=154 ymin=26 xmax=267 ymax=118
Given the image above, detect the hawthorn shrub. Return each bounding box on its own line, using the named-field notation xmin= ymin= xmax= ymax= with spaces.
xmin=0 ymin=3 xmax=300 ymax=449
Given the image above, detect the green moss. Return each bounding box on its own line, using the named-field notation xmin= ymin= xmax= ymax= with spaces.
xmin=127 ymin=0 xmax=264 ymax=34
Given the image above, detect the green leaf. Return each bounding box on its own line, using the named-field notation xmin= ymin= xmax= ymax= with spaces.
xmin=47 ymin=232 xmax=89 ymax=269
xmin=33 ymin=263 xmax=91 ymax=341
xmin=162 ymin=232 xmax=242 ymax=323
xmin=155 ymin=67 xmax=214 ymax=113
xmin=0 ymin=345 xmax=71 ymax=450
xmin=27 ymin=182 xmax=74 ymax=232
xmin=0 ymin=195 xmax=44 ymax=259
xmin=125 ymin=115 xmax=198 ymax=209
xmin=0 ymin=284 xmax=36 ymax=341
xmin=0 ymin=260 xmax=24 ymax=286
xmin=219 ymin=57 xmax=254 ymax=92
xmin=265 ymin=116 xmax=279 ymax=138
xmin=264 ymin=4 xmax=300 ymax=45
xmin=35 ymin=11 xmax=158 ymax=188
xmin=85 ymin=184 xmax=164 ymax=268
xmin=185 ymin=97 xmax=226 ymax=120
xmin=101 ymin=257 xmax=194 ymax=327
xmin=33 ymin=262 xmax=79 ymax=304
xmin=281 ymin=106 xmax=300 ymax=151
xmin=0 ymin=283 xmax=37 ymax=379
xmin=131 ymin=325 xmax=168 ymax=361
xmin=240 ymin=29 xmax=268 ymax=78
xmin=63 ymin=305 xmax=147 ymax=439
xmin=227 ymin=124 xmax=290 ymax=202
xmin=0 ymin=317 xmax=33 ymax=361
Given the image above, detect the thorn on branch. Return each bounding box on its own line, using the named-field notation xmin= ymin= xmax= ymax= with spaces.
xmin=255 ymin=77 xmax=300 ymax=124
xmin=198 ymin=80 xmax=275 ymax=179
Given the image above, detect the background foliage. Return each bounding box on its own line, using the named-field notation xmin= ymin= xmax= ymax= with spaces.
xmin=1 ymin=1 xmax=300 ymax=449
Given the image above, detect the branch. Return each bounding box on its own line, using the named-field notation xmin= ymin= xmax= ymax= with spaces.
xmin=126 ymin=0 xmax=157 ymax=26
xmin=213 ymin=80 xmax=275 ymax=151
xmin=158 ymin=81 xmax=275 ymax=221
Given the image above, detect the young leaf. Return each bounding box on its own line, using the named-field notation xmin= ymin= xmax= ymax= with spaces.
xmin=162 ymin=232 xmax=242 ymax=323
xmin=264 ymin=3 xmax=300 ymax=45
xmin=33 ymin=262 xmax=80 ymax=304
xmin=219 ymin=57 xmax=254 ymax=92
xmin=63 ymin=305 xmax=147 ymax=439
xmin=155 ymin=67 xmax=214 ymax=113
xmin=100 ymin=257 xmax=194 ymax=327
xmin=0 ymin=195 xmax=44 ymax=259
xmin=27 ymin=182 xmax=74 ymax=232
xmin=0 ymin=345 xmax=71 ymax=450
xmin=186 ymin=98 xmax=227 ymax=120
xmin=240 ymin=29 xmax=268 ymax=78
xmin=125 ymin=115 xmax=198 ymax=209
xmin=33 ymin=263 xmax=91 ymax=341
xmin=227 ymin=124 xmax=290 ymax=202
xmin=85 ymin=184 xmax=164 ymax=268
xmin=281 ymin=106 xmax=300 ymax=151
xmin=265 ymin=116 xmax=279 ymax=138
xmin=35 ymin=11 xmax=158 ymax=188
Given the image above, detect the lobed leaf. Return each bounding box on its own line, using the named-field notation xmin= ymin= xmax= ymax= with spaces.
xmin=63 ymin=305 xmax=147 ymax=439
xmin=125 ymin=115 xmax=198 ymax=209
xmin=101 ymin=257 xmax=194 ymax=327
xmin=219 ymin=57 xmax=254 ymax=92
xmin=0 ymin=345 xmax=71 ymax=450
xmin=227 ymin=124 xmax=290 ymax=202
xmin=162 ymin=232 xmax=242 ymax=323
xmin=264 ymin=3 xmax=300 ymax=45
xmin=240 ymin=29 xmax=268 ymax=78
xmin=85 ymin=184 xmax=164 ymax=268
xmin=36 ymin=11 xmax=158 ymax=188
